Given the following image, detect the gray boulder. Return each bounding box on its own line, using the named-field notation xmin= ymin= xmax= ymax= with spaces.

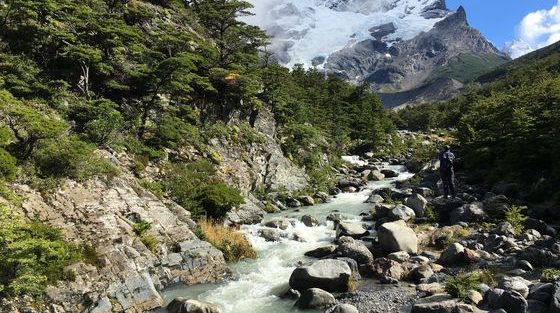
xmin=438 ymin=243 xmax=465 ymax=264
xmin=294 ymin=288 xmax=336 ymax=310
xmin=389 ymin=204 xmax=416 ymax=222
xmin=381 ymin=169 xmax=399 ymax=178
xmin=365 ymin=193 xmax=384 ymax=204
xmin=406 ymin=194 xmax=428 ymax=218
xmin=369 ymin=170 xmax=385 ymax=181
xmin=450 ymin=202 xmax=487 ymax=224
xmin=304 ymin=245 xmax=337 ymax=258
xmin=498 ymin=276 xmax=531 ymax=298
xmin=549 ymin=281 xmax=560 ymax=313
xmin=301 ymin=215 xmax=319 ymax=227
xmin=412 ymin=294 xmax=474 ymax=313
xmin=166 ymin=298 xmax=219 ymax=313
xmin=377 ymin=221 xmax=418 ymax=254
xmin=336 ymin=222 xmax=369 ymax=239
xmin=289 ymin=259 xmax=352 ymax=292
xmin=264 ymin=218 xmax=291 ymax=230
xmin=336 ymin=236 xmax=374 ymax=265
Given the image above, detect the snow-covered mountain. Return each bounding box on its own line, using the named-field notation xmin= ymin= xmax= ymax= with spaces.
xmin=243 ymin=0 xmax=450 ymax=67
xmin=244 ymin=0 xmax=510 ymax=108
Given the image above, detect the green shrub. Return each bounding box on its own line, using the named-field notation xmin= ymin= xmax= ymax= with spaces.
xmin=0 ymin=148 xmax=17 ymax=182
xmin=151 ymin=115 xmax=200 ymax=149
xmin=33 ymin=135 xmax=117 ymax=181
xmin=195 ymin=183 xmax=244 ymax=219
xmin=0 ymin=207 xmax=80 ymax=296
xmin=445 ymin=272 xmax=481 ymax=299
xmin=68 ymin=99 xmax=123 ymax=144
xmin=504 ymin=206 xmax=527 ymax=235
xmin=541 ymin=268 xmax=560 ymax=282
xmin=137 ymin=179 xmax=165 ymax=198
xmin=132 ymin=221 xmax=152 ymax=236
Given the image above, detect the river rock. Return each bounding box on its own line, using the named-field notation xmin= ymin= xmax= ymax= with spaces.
xmin=417 ymin=283 xmax=444 ymax=296
xmin=528 ymin=283 xmax=553 ymax=303
xmin=166 ymin=298 xmax=219 ymax=313
xmin=305 ymin=245 xmax=337 ymax=258
xmin=336 ymin=236 xmax=374 ymax=265
xmin=289 ymin=259 xmax=352 ymax=292
xmin=326 ymin=303 xmax=359 ymax=313
xmin=301 ymin=215 xmax=319 ymax=227
xmin=286 ymin=197 xmax=302 ymax=208
xmin=381 ymin=169 xmax=399 ymax=178
xmin=375 ymin=203 xmax=395 ymax=218
xmin=466 ymin=290 xmax=483 ymax=305
xmin=365 ymin=194 xmax=384 ymax=204
xmin=548 ymin=281 xmax=560 ymax=313
xmin=412 ymin=294 xmax=474 ymax=313
xmin=409 ymin=265 xmax=434 ymax=283
xmin=389 ymin=204 xmax=416 ymax=222
xmin=495 ymin=290 xmax=528 ymax=313
xmin=438 ymin=243 xmax=465 ymax=264
xmin=369 ymin=170 xmax=385 ymax=181
xmin=498 ymin=276 xmax=531 ymax=298
xmin=264 ymin=218 xmax=291 ymax=230
xmin=387 ymin=251 xmax=410 ymax=263
xmin=377 ymin=222 xmax=418 ymax=254
xmin=336 ymin=222 xmax=369 ymax=239
xmin=298 ymin=196 xmax=315 ymax=206
xmin=259 ymin=229 xmax=282 ymax=242
xmin=370 ymin=258 xmax=408 ymax=281
xmin=450 ymin=202 xmax=487 ymax=224
xmin=406 ymin=194 xmax=428 ymax=217
xmin=294 ymin=288 xmax=336 ymax=310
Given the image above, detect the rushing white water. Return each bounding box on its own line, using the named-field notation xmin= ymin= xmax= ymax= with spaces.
xmin=159 ymin=164 xmax=414 ymax=313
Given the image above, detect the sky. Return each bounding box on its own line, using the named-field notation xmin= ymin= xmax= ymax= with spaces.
xmin=447 ymin=0 xmax=560 ymax=58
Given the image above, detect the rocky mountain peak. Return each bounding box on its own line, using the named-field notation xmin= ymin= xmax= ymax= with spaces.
xmin=434 ymin=5 xmax=468 ymax=29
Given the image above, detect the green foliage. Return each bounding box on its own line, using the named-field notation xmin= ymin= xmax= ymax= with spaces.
xmin=0 ymin=148 xmax=17 ymax=182
xmin=32 ymin=135 xmax=116 ymax=181
xmin=137 ymin=179 xmax=165 ymax=198
xmin=504 ymin=206 xmax=527 ymax=235
xmin=151 ymin=115 xmax=200 ymax=149
xmin=0 ymin=207 xmax=80 ymax=297
xmin=132 ymin=221 xmax=152 ymax=236
xmin=140 ymin=234 xmax=158 ymax=253
xmin=541 ymin=268 xmax=560 ymax=283
xmin=194 ymin=183 xmax=244 ymax=219
xmin=425 ymin=53 xmax=508 ymax=84
xmin=445 ymin=272 xmax=481 ymax=299
xmin=68 ymin=99 xmax=124 ymax=144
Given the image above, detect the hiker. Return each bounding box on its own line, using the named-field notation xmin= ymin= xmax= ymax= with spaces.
xmin=439 ymin=145 xmax=456 ymax=198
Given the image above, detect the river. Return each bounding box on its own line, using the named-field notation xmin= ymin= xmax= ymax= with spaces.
xmin=159 ymin=162 xmax=414 ymax=313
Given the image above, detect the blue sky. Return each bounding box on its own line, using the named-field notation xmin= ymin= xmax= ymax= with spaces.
xmin=447 ymin=0 xmax=560 ymax=57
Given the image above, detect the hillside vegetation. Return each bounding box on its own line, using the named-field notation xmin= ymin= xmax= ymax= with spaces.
xmin=0 ymin=0 xmax=395 ymax=298
xmin=395 ymin=42 xmax=560 ymax=205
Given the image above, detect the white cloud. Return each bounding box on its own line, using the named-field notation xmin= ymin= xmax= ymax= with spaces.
xmin=506 ymin=0 xmax=560 ymax=58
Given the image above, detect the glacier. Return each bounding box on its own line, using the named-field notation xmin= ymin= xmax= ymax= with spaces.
xmin=243 ymin=0 xmax=451 ymax=68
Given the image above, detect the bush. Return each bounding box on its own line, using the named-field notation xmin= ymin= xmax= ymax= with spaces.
xmin=541 ymin=268 xmax=560 ymax=282
xmin=445 ymin=272 xmax=481 ymax=299
xmin=504 ymin=206 xmax=527 ymax=235
xmin=67 ymin=99 xmax=123 ymax=144
xmin=32 ymin=135 xmax=116 ymax=181
xmin=195 ymin=183 xmax=244 ymax=219
xmin=0 ymin=207 xmax=80 ymax=296
xmin=140 ymin=234 xmax=158 ymax=253
xmin=132 ymin=221 xmax=152 ymax=236
xmin=198 ymin=219 xmax=256 ymax=262
xmin=0 ymin=148 xmax=17 ymax=182
xmin=151 ymin=115 xmax=200 ymax=149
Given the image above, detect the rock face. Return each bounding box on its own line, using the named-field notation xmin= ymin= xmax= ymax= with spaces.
xmin=167 ymin=298 xmax=220 ymax=313
xmin=17 ymin=154 xmax=230 ymax=313
xmin=289 ymin=259 xmax=352 ymax=292
xmin=377 ymin=222 xmax=418 ymax=254
xmin=212 ymin=108 xmax=308 ymax=194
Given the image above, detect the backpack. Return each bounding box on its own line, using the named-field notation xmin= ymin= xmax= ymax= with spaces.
xmin=440 ymin=151 xmax=454 ymax=171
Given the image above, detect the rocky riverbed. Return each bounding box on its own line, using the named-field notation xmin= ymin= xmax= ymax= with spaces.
xmin=163 ymin=143 xmax=560 ymax=313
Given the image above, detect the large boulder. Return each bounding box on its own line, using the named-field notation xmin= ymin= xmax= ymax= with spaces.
xmin=294 ymin=288 xmax=336 ymax=310
xmin=369 ymin=170 xmax=385 ymax=181
xmin=498 ymin=276 xmax=531 ymax=298
xmin=264 ymin=218 xmax=291 ymax=230
xmin=289 ymin=259 xmax=352 ymax=292
xmin=450 ymin=202 xmax=487 ymax=224
xmin=484 ymin=195 xmax=510 ymax=218
xmin=166 ymin=298 xmax=219 ymax=313
xmin=406 ymin=194 xmax=428 ymax=218
xmin=336 ymin=222 xmax=369 ymax=239
xmin=298 ymin=196 xmax=315 ymax=206
xmin=549 ymin=281 xmax=560 ymax=313
xmin=377 ymin=222 xmax=418 ymax=254
xmin=365 ymin=193 xmax=384 ymax=204
xmin=305 ymin=245 xmax=337 ymax=258
xmin=389 ymin=204 xmax=416 ymax=222
xmin=336 ymin=236 xmax=374 ymax=265
xmin=381 ymin=169 xmax=399 ymax=178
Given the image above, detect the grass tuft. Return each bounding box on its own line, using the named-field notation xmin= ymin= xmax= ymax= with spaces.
xmin=198 ymin=219 xmax=257 ymax=263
